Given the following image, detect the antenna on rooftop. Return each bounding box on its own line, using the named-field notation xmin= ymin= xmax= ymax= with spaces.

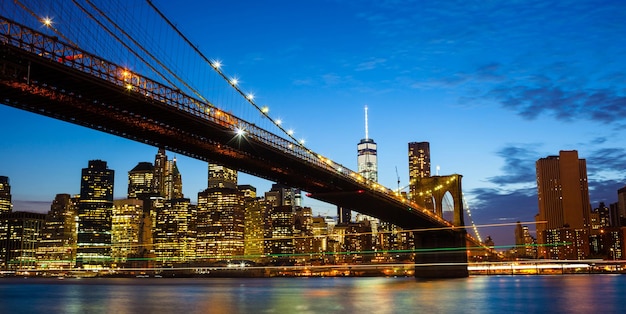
xmin=364 ymin=105 xmax=369 ymax=140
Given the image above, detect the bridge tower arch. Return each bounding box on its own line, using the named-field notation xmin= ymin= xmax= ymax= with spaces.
xmin=412 ymin=174 xmax=468 ymax=278
xmin=414 ymin=174 xmax=464 ymax=227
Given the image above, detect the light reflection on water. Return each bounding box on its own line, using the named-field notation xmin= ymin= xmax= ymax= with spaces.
xmin=1 ymin=275 xmax=625 ymax=313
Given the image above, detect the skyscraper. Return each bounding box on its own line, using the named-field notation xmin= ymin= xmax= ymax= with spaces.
xmin=153 ymin=148 xmax=183 ymax=200
xmin=408 ymin=142 xmax=431 ymax=205
xmin=535 ymin=150 xmax=591 ymax=259
xmin=37 ymin=194 xmax=78 ymax=269
xmin=76 ymin=160 xmax=114 ymax=268
xmin=0 ymin=211 xmax=46 ymax=270
xmin=408 ymin=142 xmax=431 ymax=180
xmin=241 ymin=185 xmax=270 ymax=261
xmin=0 ymin=176 xmax=11 ymax=213
xmin=350 ymin=106 xmax=378 ymax=227
xmin=153 ymin=197 xmax=195 ymax=266
xmin=111 ymin=199 xmax=143 ymax=266
xmin=127 ymin=162 xmax=156 ymax=200
xmin=357 ymin=106 xmax=378 ymax=182
xmin=196 ymin=163 xmax=244 ymax=260
xmin=208 ymin=163 xmax=238 ymax=189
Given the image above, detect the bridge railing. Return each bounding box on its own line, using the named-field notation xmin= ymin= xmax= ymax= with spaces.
xmin=1 ymin=15 xmax=453 ymax=228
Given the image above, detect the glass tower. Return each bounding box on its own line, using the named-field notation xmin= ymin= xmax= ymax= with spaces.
xmin=76 ymin=160 xmax=114 ymax=268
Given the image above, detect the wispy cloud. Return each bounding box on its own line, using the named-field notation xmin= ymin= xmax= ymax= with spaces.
xmin=487 ymin=145 xmax=539 ymax=186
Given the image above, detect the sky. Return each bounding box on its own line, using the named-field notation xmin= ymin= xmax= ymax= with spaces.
xmin=1 ymin=0 xmax=625 ymax=247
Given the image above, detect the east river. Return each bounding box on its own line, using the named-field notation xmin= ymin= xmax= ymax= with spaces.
xmin=1 ymin=275 xmax=625 ymax=313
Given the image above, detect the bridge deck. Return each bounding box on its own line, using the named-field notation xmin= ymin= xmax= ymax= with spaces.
xmin=0 ymin=16 xmax=451 ymax=230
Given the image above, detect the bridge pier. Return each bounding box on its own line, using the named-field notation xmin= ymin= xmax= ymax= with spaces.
xmin=413 ymin=229 xmax=469 ymax=279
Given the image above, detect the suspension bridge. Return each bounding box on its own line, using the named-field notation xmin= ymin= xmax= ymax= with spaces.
xmin=0 ymin=0 xmax=492 ymax=278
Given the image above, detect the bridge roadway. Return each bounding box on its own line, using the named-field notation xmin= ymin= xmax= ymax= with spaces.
xmin=0 ymin=16 xmax=469 ymax=277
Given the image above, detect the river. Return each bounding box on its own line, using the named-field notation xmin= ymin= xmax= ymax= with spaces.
xmin=1 ymin=275 xmax=625 ymax=313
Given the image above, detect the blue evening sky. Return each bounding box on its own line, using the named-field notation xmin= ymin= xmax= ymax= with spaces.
xmin=1 ymin=0 xmax=625 ymax=246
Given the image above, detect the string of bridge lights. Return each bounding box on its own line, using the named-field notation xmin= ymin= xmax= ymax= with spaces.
xmin=146 ymin=1 xmax=308 ymax=149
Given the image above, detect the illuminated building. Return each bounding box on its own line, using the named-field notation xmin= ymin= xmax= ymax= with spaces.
xmin=208 ymin=163 xmax=238 ymax=189
xmin=153 ymin=148 xmax=183 ymax=200
xmin=266 ymin=183 xmax=301 ymax=209
xmin=153 ymin=198 xmax=195 ymax=266
xmin=535 ymin=150 xmax=590 ymax=259
xmin=514 ymin=221 xmax=537 ymax=258
xmin=111 ymin=199 xmax=143 ymax=266
xmin=346 ymin=106 xmax=378 ymax=225
xmin=267 ymin=205 xmax=295 ymax=259
xmin=0 ymin=176 xmax=11 ymax=212
xmin=294 ymin=207 xmax=314 ymax=258
xmin=128 ymin=162 xmax=157 ymax=200
xmin=127 ymin=163 xmax=156 ymax=267
xmin=311 ymin=217 xmax=329 ymax=255
xmin=76 ymin=160 xmax=114 ymax=268
xmin=241 ymin=185 xmax=271 ymax=261
xmin=36 ymin=194 xmax=78 ymax=269
xmin=357 ymin=106 xmax=378 ymax=182
xmin=196 ymin=163 xmax=244 ymax=261
xmin=589 ymin=203 xmax=623 ymax=259
xmin=408 ymin=142 xmax=432 ymax=208
xmin=332 ymin=221 xmax=373 ymax=263
xmin=0 ymin=212 xmax=46 ymax=270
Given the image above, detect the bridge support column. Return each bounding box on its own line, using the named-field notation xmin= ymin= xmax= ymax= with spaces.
xmin=413 ymin=229 xmax=468 ymax=278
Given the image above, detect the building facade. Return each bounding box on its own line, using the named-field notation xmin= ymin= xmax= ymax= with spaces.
xmin=408 ymin=141 xmax=431 ymax=207
xmin=0 ymin=176 xmax=11 ymax=213
xmin=0 ymin=211 xmax=46 ymax=270
xmin=76 ymin=160 xmax=114 ymax=268
xmin=37 ymin=194 xmax=78 ymax=269
xmin=535 ymin=150 xmax=591 ymax=259
xmin=196 ymin=163 xmax=244 ymax=261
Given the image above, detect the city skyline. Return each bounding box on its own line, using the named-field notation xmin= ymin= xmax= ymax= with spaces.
xmin=1 ymin=0 xmax=625 ymax=247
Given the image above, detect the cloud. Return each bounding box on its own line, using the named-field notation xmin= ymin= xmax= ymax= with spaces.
xmin=487 ymin=145 xmax=539 ymax=186
xmin=587 ymin=147 xmax=626 ymax=174
xmin=486 ymin=70 xmax=626 ymax=124
xmin=355 ymin=58 xmax=387 ymax=71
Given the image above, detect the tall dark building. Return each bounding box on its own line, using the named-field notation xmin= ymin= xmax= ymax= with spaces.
xmin=408 ymin=142 xmax=431 ymax=204
xmin=0 ymin=176 xmax=11 ymax=213
xmin=76 ymin=160 xmax=114 ymax=268
xmin=535 ymin=150 xmax=590 ymax=259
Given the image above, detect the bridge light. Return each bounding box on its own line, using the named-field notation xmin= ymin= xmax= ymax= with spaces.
xmin=212 ymin=60 xmax=222 ymax=69
xmin=230 ymin=78 xmax=239 ymax=86
xmin=287 ymin=129 xmax=294 ymax=135
xmin=299 ymin=139 xmax=305 ymax=145
xmin=275 ymin=119 xmax=282 ymax=125
xmin=125 ymin=84 xmax=133 ymax=91
xmin=235 ymin=127 xmax=246 ymax=136
xmin=42 ymin=17 xmax=53 ymax=27
xmin=246 ymin=93 xmax=254 ymax=100
xmin=261 ymin=106 xmax=269 ymax=114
